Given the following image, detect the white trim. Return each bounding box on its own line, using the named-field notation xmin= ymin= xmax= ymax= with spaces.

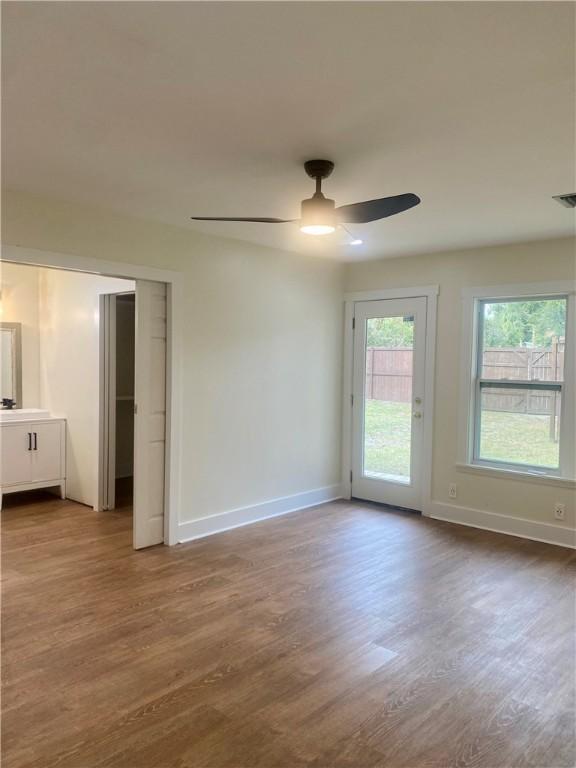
xmin=164 ymin=281 xmax=183 ymax=546
xmin=428 ymin=500 xmax=575 ymax=549
xmin=455 ymin=462 xmax=576 ymax=489
xmin=98 ymin=293 xmax=118 ymax=512
xmin=462 ymin=281 xmax=576 ymax=300
xmin=421 ymin=291 xmax=438 ymax=516
xmin=459 ymin=282 xmax=576 ymax=482
xmin=1 ymin=244 xmax=182 ymax=547
xmin=341 ymin=286 xmax=438 ymax=513
xmin=2 ymin=245 xmax=178 ymax=283
xmin=177 ymin=484 xmax=342 ymax=543
xmin=341 ymin=301 xmax=355 ymax=500
xmin=345 ymin=285 xmax=439 ymax=302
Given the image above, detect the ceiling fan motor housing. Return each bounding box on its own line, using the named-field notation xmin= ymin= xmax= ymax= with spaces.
xmin=304 ymin=159 xmax=335 ymax=180
xmin=300 ymin=194 xmax=336 ymax=234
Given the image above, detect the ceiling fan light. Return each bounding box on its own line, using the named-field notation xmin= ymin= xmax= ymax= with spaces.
xmin=300 ymin=224 xmax=336 ymax=235
xmin=300 ymin=195 xmax=336 ymax=236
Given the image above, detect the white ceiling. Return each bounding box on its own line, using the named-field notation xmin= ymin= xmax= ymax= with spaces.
xmin=3 ymin=2 xmax=574 ymax=261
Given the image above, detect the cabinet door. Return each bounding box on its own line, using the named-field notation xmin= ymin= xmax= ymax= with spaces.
xmin=0 ymin=425 xmax=33 ymax=485
xmin=31 ymin=422 xmax=63 ymax=482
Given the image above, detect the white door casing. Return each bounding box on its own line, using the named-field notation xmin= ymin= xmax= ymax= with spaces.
xmin=351 ymin=297 xmax=427 ymax=510
xmin=133 ymin=280 xmax=167 ymax=549
xmin=98 ymin=293 xmax=117 ymax=512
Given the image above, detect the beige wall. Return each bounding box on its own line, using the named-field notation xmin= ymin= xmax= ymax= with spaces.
xmin=38 ymin=268 xmax=134 ymax=506
xmin=2 ymin=189 xmax=344 ymax=522
xmin=0 ymin=262 xmax=41 ymax=407
xmin=345 ymin=237 xmax=576 ymax=529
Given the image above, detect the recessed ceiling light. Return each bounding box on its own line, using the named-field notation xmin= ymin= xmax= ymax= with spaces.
xmin=350 ymin=239 xmax=363 ymax=246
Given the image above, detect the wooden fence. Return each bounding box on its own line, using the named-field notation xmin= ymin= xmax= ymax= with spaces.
xmin=366 ymin=342 xmax=565 ymax=417
xmin=365 ymin=347 xmax=413 ymax=403
xmin=482 ymin=343 xmax=564 ymax=416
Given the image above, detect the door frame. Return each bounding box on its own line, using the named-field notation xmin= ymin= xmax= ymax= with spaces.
xmin=2 ymin=245 xmax=183 ymax=545
xmin=342 ymin=285 xmax=439 ymax=515
xmin=98 ymin=290 xmax=136 ymax=513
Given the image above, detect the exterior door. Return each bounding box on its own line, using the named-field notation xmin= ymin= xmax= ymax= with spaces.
xmin=133 ymin=280 xmax=167 ymax=549
xmin=351 ymin=297 xmax=427 ymax=510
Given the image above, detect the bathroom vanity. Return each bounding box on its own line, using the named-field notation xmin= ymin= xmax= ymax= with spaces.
xmin=0 ymin=411 xmax=66 ymax=500
xmin=1 ymin=322 xmax=67 ymax=502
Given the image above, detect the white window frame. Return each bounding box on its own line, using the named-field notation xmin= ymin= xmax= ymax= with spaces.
xmin=459 ymin=281 xmax=576 ymax=485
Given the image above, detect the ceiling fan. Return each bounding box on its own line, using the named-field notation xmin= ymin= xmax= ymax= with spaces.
xmin=191 ymin=160 xmax=421 ymax=236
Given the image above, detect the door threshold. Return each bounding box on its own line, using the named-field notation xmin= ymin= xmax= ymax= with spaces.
xmin=351 ymin=497 xmax=422 ymax=515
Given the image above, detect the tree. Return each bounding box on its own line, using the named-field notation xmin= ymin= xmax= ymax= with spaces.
xmin=483 ymin=299 xmax=566 ymax=348
xmin=367 ymin=316 xmax=414 ymax=347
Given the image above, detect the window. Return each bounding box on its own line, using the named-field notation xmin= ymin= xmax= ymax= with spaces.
xmin=469 ymin=293 xmax=574 ymax=478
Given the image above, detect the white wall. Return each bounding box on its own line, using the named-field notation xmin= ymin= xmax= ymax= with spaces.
xmin=345 ymin=237 xmax=576 ymax=533
xmin=38 ymin=268 xmax=134 ymax=506
xmin=0 ymin=262 xmax=41 ymax=407
xmin=2 ymin=189 xmax=344 ymax=524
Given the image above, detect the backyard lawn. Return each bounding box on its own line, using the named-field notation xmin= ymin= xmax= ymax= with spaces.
xmin=364 ymin=400 xmax=559 ymax=479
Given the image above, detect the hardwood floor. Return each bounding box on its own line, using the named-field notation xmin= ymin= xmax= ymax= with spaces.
xmin=2 ymin=492 xmax=575 ymax=768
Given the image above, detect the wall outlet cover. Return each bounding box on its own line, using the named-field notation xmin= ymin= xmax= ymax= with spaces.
xmin=554 ymin=503 xmax=566 ymax=521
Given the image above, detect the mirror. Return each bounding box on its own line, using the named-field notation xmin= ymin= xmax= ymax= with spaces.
xmin=1 ymin=323 xmax=22 ymax=407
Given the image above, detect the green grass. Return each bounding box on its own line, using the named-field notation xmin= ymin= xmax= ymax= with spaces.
xmin=479 ymin=410 xmax=559 ymax=468
xmin=364 ymin=400 xmax=559 ymax=477
xmin=364 ymin=400 xmax=412 ymax=479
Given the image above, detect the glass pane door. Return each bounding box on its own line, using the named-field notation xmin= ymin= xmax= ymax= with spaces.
xmin=363 ymin=316 xmax=414 ymax=484
xmin=351 ymin=297 xmax=427 ymax=510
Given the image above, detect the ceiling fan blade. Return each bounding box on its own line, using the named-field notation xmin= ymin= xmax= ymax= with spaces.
xmin=336 ymin=193 xmax=420 ymax=224
xmin=191 ymin=216 xmax=295 ymax=223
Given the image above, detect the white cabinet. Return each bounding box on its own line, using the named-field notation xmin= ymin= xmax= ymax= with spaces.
xmin=1 ymin=424 xmax=33 ymax=486
xmin=0 ymin=418 xmax=66 ymax=499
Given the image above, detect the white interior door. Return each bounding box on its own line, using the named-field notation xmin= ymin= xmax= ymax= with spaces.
xmin=133 ymin=280 xmax=167 ymax=549
xmin=351 ymin=297 xmax=427 ymax=510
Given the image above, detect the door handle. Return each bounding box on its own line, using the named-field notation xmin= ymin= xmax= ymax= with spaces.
xmin=412 ymin=412 xmax=422 ymax=419
xmin=33 ymin=432 xmax=38 ymax=450
xmin=27 ymin=432 xmax=32 ymax=451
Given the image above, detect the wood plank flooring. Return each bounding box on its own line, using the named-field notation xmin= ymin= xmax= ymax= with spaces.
xmin=2 ymin=491 xmax=575 ymax=768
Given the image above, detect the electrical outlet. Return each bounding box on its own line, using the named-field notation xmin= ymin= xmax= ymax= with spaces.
xmin=554 ymin=503 xmax=566 ymax=521
xmin=448 ymin=483 xmax=457 ymax=499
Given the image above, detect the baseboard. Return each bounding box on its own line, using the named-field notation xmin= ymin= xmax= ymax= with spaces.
xmin=178 ymin=484 xmax=343 ymax=544
xmin=427 ymin=500 xmax=575 ymax=549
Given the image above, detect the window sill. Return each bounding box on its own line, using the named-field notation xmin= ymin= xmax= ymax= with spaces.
xmin=455 ymin=462 xmax=576 ymax=489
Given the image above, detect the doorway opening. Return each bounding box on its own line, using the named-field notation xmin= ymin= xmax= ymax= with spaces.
xmin=0 ymin=253 xmax=174 ymax=549
xmin=99 ymin=292 xmax=136 ymax=514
